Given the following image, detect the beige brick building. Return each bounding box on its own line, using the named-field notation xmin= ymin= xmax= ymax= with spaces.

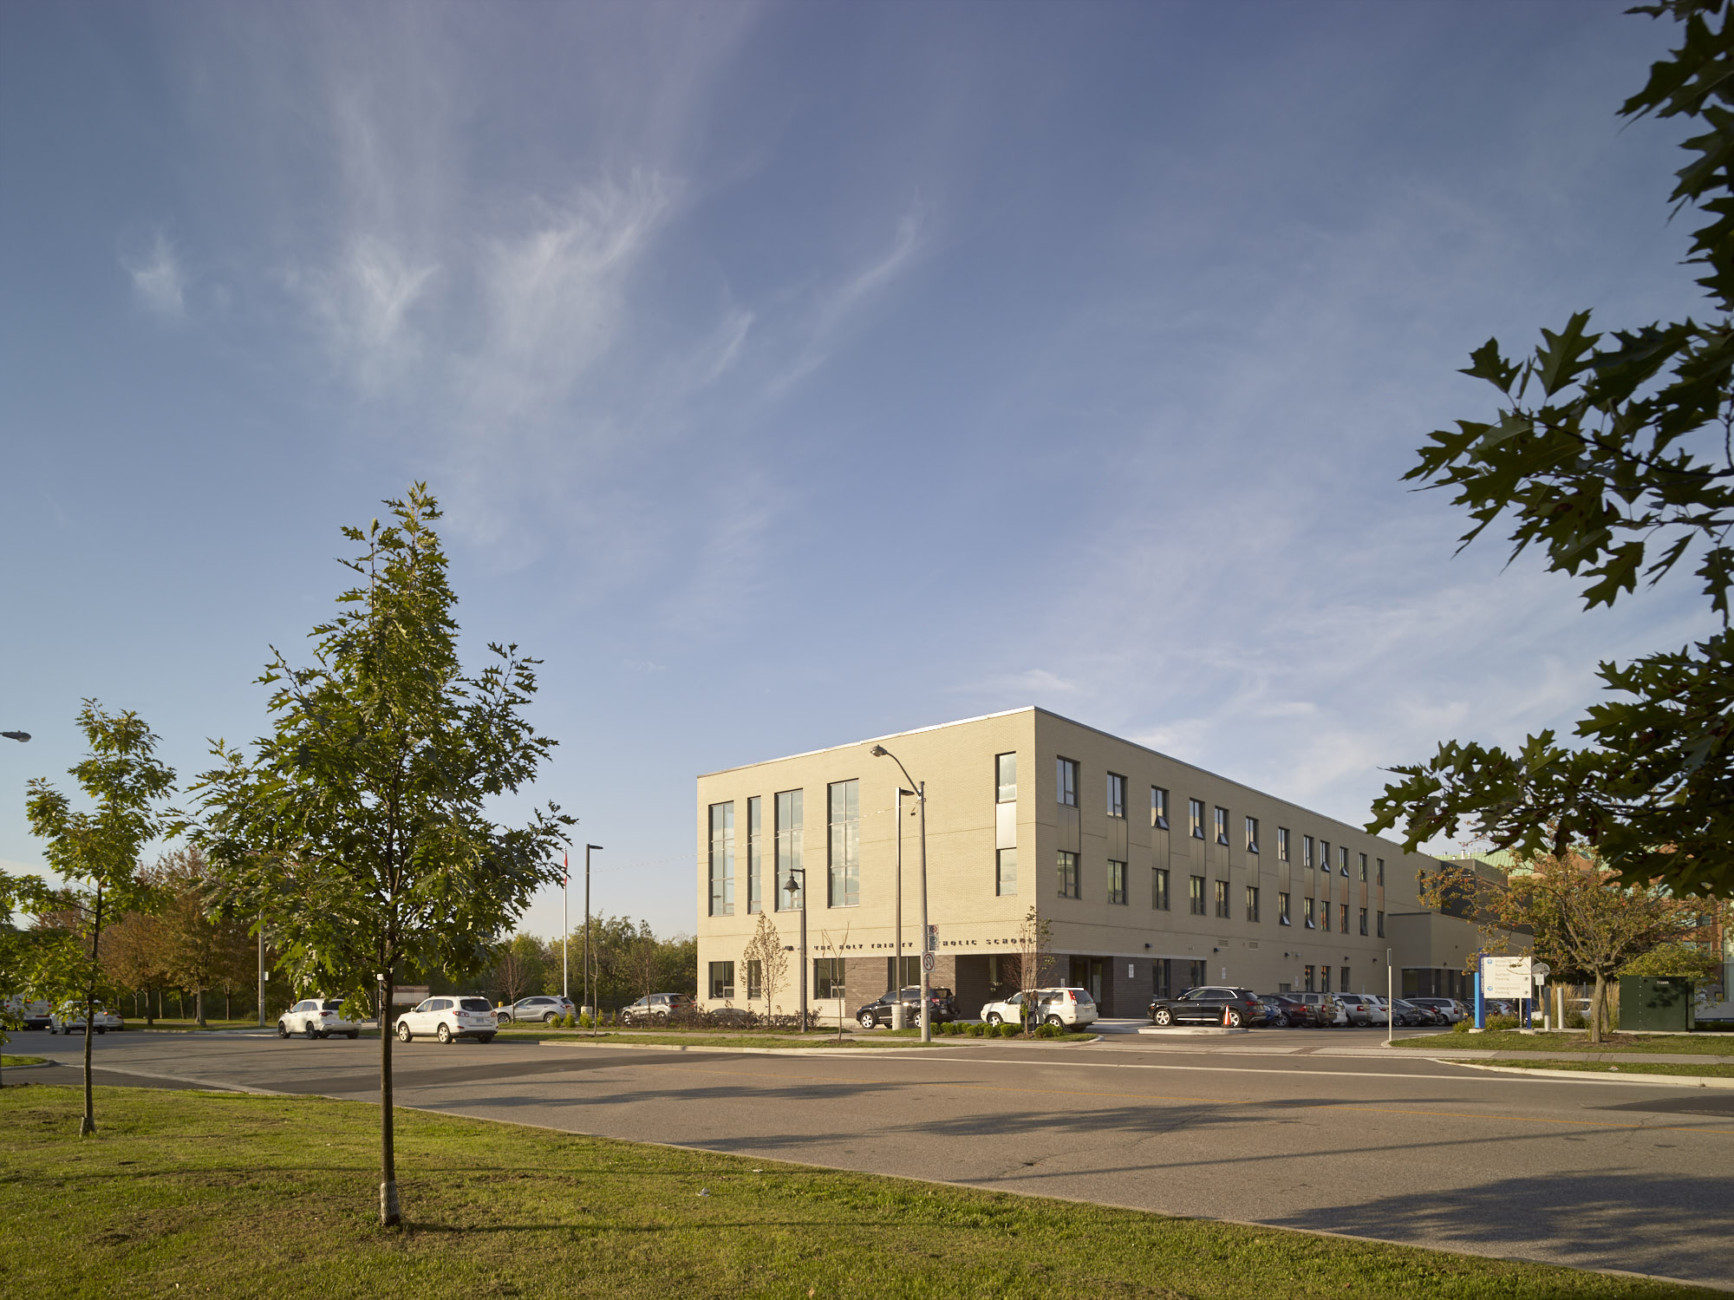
xmin=695 ymin=708 xmax=1479 ymax=1020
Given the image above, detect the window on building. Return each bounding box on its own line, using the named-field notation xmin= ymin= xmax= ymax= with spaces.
xmin=1151 ymin=786 xmax=1169 ymax=829
xmin=827 ymin=780 xmax=859 ymax=908
xmin=1189 ymin=875 xmax=1206 ymax=916
xmin=813 ymin=958 xmax=845 ymax=1000
xmin=1340 ymin=903 xmax=1349 ymax=932
xmin=1058 ymin=850 xmax=1079 ymax=899
xmin=1214 ymin=805 xmax=1229 ymax=845
xmin=1107 ymin=772 xmax=1126 ymax=818
xmin=1359 ymin=907 xmax=1369 ymax=936
xmin=1188 ymin=959 xmax=1207 ymax=989
xmin=1153 ymin=958 xmax=1172 ymax=1000
xmin=996 ymin=752 xmax=1017 ymax=802
xmin=709 ymin=961 xmax=735 ymax=999
xmin=1304 ymin=964 xmax=1315 ymax=992
xmin=775 ymin=789 xmax=803 ymax=911
xmin=1245 ymin=815 xmax=1259 ymax=853
xmin=1359 ymin=852 xmax=1368 ymax=882
xmin=1340 ymin=846 xmax=1350 ymax=876
xmin=1153 ymin=867 xmax=1170 ymax=911
xmin=996 ymin=847 xmax=1017 ymax=897
xmin=1185 ymin=798 xmax=1202 ymax=839
xmin=1277 ymin=827 xmax=1290 ymax=862
xmin=1303 ymin=835 xmax=1315 ymax=868
xmin=1057 ymin=757 xmax=1079 ymax=807
xmin=1377 ymin=858 xmax=1385 ymax=886
xmin=1214 ymin=879 xmax=1230 ymax=918
xmin=1320 ymin=965 xmax=1332 ymax=993
xmin=1377 ymin=910 xmax=1385 ymax=938
xmin=1341 ymin=965 xmax=1351 ymax=991
xmin=1245 ymin=885 xmax=1260 ymax=922
xmin=1107 ymin=859 xmax=1127 ymax=904
xmin=1320 ymin=839 xmax=1331 ymax=870
xmin=1278 ymin=891 xmax=1291 ymax=925
xmin=746 ymin=959 xmax=762 ymax=1001
xmin=1304 ymin=897 xmax=1316 ymax=929
xmin=746 ymin=796 xmax=763 ymax=914
xmin=708 ymin=802 xmax=735 ymax=917
xmin=1318 ymin=899 xmax=1330 ymax=931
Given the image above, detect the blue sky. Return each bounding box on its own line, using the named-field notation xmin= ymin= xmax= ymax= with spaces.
xmin=1 ymin=2 xmax=1712 ymax=943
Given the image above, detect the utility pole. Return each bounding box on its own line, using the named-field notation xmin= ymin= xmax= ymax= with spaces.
xmin=784 ymin=865 xmax=807 ymax=1030
xmin=562 ymin=851 xmax=570 ymax=1002
xmin=893 ymin=787 xmax=908 ymax=1030
xmin=257 ymin=920 xmax=265 ymax=1029
xmin=1385 ymin=946 xmax=1393 ymax=1048
xmin=585 ymin=845 xmax=602 ymax=1017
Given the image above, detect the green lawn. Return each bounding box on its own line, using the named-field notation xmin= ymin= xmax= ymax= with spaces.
xmin=0 ymin=1085 xmax=1706 ymax=1299
xmin=1480 ymin=1059 xmax=1734 ymax=1079
xmin=1 ymin=1055 xmax=46 ymax=1067
xmin=1397 ymin=1031 xmax=1734 ymax=1056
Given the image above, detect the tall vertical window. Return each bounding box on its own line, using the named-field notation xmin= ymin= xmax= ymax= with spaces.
xmin=1340 ymin=903 xmax=1349 ymax=932
xmin=1153 ymin=867 xmax=1170 ymax=911
xmin=1359 ymin=852 xmax=1368 ymax=882
xmin=1214 ymin=806 xmax=1229 ymax=845
xmin=1341 ymin=966 xmax=1351 ymax=992
xmin=1244 ymin=816 xmax=1259 ymax=853
xmin=1153 ymin=958 xmax=1172 ymax=1000
xmin=1359 ymin=907 xmax=1368 ymax=936
xmin=996 ymin=752 xmax=1017 ymax=802
xmin=1214 ymin=879 xmax=1230 ymax=918
xmin=1189 ymin=875 xmax=1206 ymax=915
xmin=1320 ymin=966 xmax=1332 ymax=993
xmin=746 ymin=796 xmax=763 ymax=914
xmin=1057 ymin=850 xmax=1079 ymax=898
xmin=1189 ymin=799 xmax=1206 ymax=839
xmin=774 ymin=789 xmax=803 ymax=911
xmin=1056 ymin=757 xmax=1079 ymax=807
xmin=827 ymin=780 xmax=859 ymax=907
xmin=1277 ymin=827 xmax=1290 ymax=862
xmin=708 ymin=802 xmax=735 ymax=917
xmin=1377 ymin=858 xmax=1385 ymax=886
xmin=1188 ymin=959 xmax=1207 ymax=989
xmin=1278 ymin=892 xmax=1291 ymax=925
xmin=1377 ymin=910 xmax=1385 ymax=938
xmin=1304 ymin=964 xmax=1315 ymax=992
xmin=1151 ymin=786 xmax=1169 ymax=829
xmin=1320 ymin=839 xmax=1331 ymax=870
xmin=1108 ymin=859 xmax=1127 ymax=904
xmin=1107 ymin=772 xmax=1126 ymax=818
xmin=1340 ymin=846 xmax=1350 ymax=876
xmin=709 ymin=961 xmax=735 ymax=999
xmin=813 ymin=958 xmax=845 ymax=999
xmin=996 ymin=847 xmax=1017 ymax=896
xmin=1303 ymin=835 xmax=1315 ymax=868
xmin=746 ymin=959 xmax=762 ymax=1000
xmin=1304 ymin=897 xmax=1316 ymax=929
xmin=1245 ymin=885 xmax=1260 ymax=922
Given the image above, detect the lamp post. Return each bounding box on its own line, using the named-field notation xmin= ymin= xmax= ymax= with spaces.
xmin=782 ymin=865 xmax=807 ymax=1030
xmin=1385 ymin=947 xmax=1394 ymax=1048
xmin=871 ymin=745 xmax=929 ymax=1043
xmin=892 ymin=786 xmax=914 ymax=1030
xmin=585 ymin=845 xmax=603 ymax=1018
xmin=562 ymin=851 xmax=570 ymax=1002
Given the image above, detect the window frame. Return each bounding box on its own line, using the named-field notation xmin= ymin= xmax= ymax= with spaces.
xmin=1189 ymin=798 xmax=1206 ymax=840
xmin=996 ymin=752 xmax=1018 ymax=803
xmin=1108 ymin=858 xmax=1127 ymax=905
xmin=1214 ymin=805 xmax=1229 ymax=846
xmin=1151 ymin=785 xmax=1169 ymax=830
xmin=1189 ymin=874 xmax=1206 ymax=916
xmin=1107 ymin=772 xmax=1127 ymax=819
xmin=1214 ymin=878 xmax=1230 ymax=919
xmin=1244 ymin=815 xmax=1259 ymax=854
xmin=1056 ymin=757 xmax=1079 ymax=808
xmin=1245 ymin=884 xmax=1260 ymax=923
xmin=1057 ymin=849 xmax=1079 ymax=899
xmin=996 ymin=846 xmax=1017 ymax=897
xmin=1153 ymin=866 xmax=1170 ymax=911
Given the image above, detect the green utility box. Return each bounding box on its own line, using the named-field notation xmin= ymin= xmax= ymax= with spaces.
xmin=1618 ymin=976 xmax=1696 ymax=1032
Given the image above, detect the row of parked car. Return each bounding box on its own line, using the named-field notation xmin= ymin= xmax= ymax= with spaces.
xmin=1147 ymin=986 xmax=1472 ymax=1028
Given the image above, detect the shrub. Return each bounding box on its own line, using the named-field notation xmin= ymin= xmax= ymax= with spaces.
xmin=1485 ymin=1014 xmax=1520 ymax=1031
xmin=1035 ymin=1023 xmax=1062 ymax=1039
xmin=1565 ymin=1010 xmax=1588 ymax=1029
xmin=965 ymin=1022 xmax=984 ymax=1037
xmin=997 ymin=1022 xmax=1020 ymax=1038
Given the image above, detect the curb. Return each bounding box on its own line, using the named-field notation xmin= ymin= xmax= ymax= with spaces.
xmin=1445 ymin=1061 xmax=1734 ymax=1089
xmin=0 ymin=1059 xmax=54 ymax=1070
xmin=536 ymin=1033 xmax=1103 ymax=1057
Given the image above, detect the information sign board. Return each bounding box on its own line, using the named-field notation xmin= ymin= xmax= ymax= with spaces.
xmin=1481 ymin=957 xmax=1532 ymax=1000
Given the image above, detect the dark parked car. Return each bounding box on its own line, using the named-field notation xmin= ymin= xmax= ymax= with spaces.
xmin=702 ymin=1005 xmax=758 ymax=1028
xmin=1391 ymin=999 xmax=1438 ymax=1028
xmin=1261 ymin=994 xmax=1311 ymax=1027
xmin=1148 ymin=986 xmax=1266 ymax=1028
xmin=494 ymin=995 xmax=575 ymax=1024
xmin=621 ymin=992 xmax=696 ymax=1025
xmin=856 ymin=985 xmax=956 ymax=1029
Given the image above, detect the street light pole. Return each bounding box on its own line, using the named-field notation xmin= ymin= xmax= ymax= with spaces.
xmin=1386 ymin=946 xmax=1394 ymax=1048
xmin=585 ymin=845 xmax=603 ymax=1018
xmin=783 ymin=865 xmax=807 ymax=1030
xmin=563 ymin=851 xmax=570 ymax=1002
xmin=893 ymin=787 xmax=907 ymax=1030
xmin=871 ymin=746 xmax=930 ymax=1044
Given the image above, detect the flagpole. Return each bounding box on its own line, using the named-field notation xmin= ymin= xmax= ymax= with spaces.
xmin=563 ymin=851 xmax=570 ymax=1002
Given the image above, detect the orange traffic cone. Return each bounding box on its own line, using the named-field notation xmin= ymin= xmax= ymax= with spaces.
xmin=1222 ymin=1004 xmax=1232 ymax=1027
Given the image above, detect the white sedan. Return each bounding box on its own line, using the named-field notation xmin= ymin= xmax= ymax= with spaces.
xmin=49 ymin=1001 xmax=123 ymax=1034
xmin=278 ymin=997 xmax=362 ymax=1040
xmin=395 ymin=995 xmax=498 ymax=1044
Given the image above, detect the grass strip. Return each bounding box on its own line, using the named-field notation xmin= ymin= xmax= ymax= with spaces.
xmin=1481 ymin=1059 xmax=1734 ymax=1079
xmin=1395 ymin=1031 xmax=1734 ymax=1056
xmin=1 ymin=1055 xmax=46 ymax=1067
xmin=0 ymin=1084 xmax=1709 ymax=1299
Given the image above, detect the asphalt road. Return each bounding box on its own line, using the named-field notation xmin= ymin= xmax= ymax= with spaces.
xmin=18 ymin=1028 xmax=1734 ymax=1289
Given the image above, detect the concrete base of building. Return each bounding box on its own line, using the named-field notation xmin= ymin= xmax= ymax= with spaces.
xmin=1136 ymin=1025 xmax=1250 ymax=1036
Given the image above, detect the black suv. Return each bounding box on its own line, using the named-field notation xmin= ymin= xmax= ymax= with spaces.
xmin=1148 ymin=986 xmax=1266 ymax=1028
xmin=855 ymin=985 xmax=956 ymax=1029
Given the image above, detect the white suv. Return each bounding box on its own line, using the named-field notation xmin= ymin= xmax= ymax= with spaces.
xmin=278 ymin=997 xmax=361 ymax=1040
xmin=395 ymin=996 xmax=498 ymax=1044
xmin=1034 ymin=987 xmax=1099 ymax=1029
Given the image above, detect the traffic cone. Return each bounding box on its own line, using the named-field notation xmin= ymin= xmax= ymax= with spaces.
xmin=1222 ymin=1004 xmax=1232 ymax=1027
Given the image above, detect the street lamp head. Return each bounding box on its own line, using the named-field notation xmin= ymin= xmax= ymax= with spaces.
xmin=587 ymin=844 xmax=604 ymax=851
xmin=2 ymin=731 xmax=29 ymax=743
xmin=870 ymin=745 xmax=888 ymax=757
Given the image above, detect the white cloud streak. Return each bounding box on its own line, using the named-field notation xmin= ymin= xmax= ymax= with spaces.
xmin=122 ymin=233 xmax=187 ymax=319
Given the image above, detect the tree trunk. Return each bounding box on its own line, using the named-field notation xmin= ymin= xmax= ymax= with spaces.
xmin=1589 ymin=971 xmax=1606 ymax=1045
xmin=82 ymin=884 xmax=103 ymax=1137
xmin=380 ymin=975 xmax=400 ymax=1227
xmin=195 ymin=988 xmax=206 ymax=1029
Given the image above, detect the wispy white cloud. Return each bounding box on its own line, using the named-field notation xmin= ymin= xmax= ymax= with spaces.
xmin=122 ymin=233 xmax=187 ymax=319
xmin=288 ymin=234 xmax=438 ymax=394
